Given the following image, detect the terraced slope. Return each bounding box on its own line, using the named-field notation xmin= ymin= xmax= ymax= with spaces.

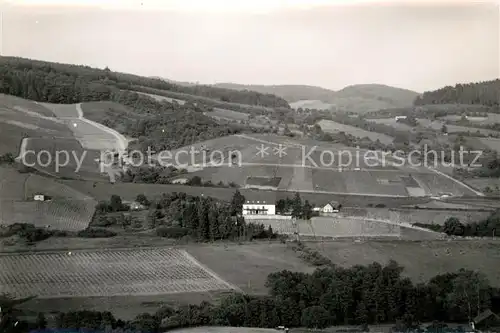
xmin=0 ymin=248 xmax=236 ymax=298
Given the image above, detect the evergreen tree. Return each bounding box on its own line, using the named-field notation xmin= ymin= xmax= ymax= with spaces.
xmin=291 ymin=192 xmax=302 ymax=219
xmin=230 ymin=190 xmax=245 ymax=216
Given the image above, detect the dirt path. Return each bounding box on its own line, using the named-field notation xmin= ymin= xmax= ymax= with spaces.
xmin=75 ymin=103 xmax=129 ymax=153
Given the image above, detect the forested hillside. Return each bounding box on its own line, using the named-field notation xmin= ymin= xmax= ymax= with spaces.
xmin=0 ymin=57 xmax=290 ymax=108
xmin=214 ymin=83 xmax=337 ymax=102
xmin=414 ymin=79 xmax=500 ymax=106
xmin=0 ymin=57 xmax=250 ymax=151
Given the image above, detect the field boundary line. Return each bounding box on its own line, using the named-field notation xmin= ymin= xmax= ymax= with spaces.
xmin=428 ymin=167 xmax=484 ymax=197
xmin=181 ymin=250 xmax=243 ymax=293
xmin=235 ymin=134 xmax=304 ymax=149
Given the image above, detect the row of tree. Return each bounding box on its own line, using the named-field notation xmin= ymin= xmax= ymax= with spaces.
xmin=94 ymin=191 xmax=275 ymax=242
xmin=7 ymin=261 xmax=498 ymax=333
xmin=275 ymin=192 xmax=317 ymax=219
xmin=431 ymin=213 xmax=500 ymax=237
xmin=0 ymin=57 xmax=289 ymax=108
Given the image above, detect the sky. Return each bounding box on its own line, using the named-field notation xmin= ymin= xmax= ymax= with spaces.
xmin=1 ymin=0 xmax=499 ymax=92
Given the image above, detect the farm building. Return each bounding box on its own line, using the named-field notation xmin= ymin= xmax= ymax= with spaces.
xmin=122 ymin=201 xmax=146 ymax=211
xmin=243 ymin=201 xmax=276 ymax=215
xmin=242 ymin=191 xmax=276 ymax=216
xmin=33 ymin=194 xmax=51 ymax=202
xmin=319 ymin=201 xmax=342 ymax=214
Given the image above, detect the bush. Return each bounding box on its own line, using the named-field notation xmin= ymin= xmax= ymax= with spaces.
xmin=19 ymin=227 xmax=53 ymax=243
xmin=156 ymin=227 xmax=191 ymax=239
xmin=289 ymin=241 xmax=332 ymax=266
xmin=301 ymin=306 xmax=331 ymax=329
xmin=375 ymin=203 xmax=387 ymax=208
xmin=0 ymin=223 xmax=55 ymax=242
xmin=414 ymin=223 xmax=443 ymax=232
xmin=77 ymin=228 xmax=117 ymax=238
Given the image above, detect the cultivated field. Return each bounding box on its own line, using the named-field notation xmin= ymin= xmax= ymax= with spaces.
xmin=243 ymin=215 xmax=442 ymax=240
xmin=309 ymin=240 xmax=500 ymax=286
xmin=135 ymin=91 xmax=186 ymax=105
xmin=464 ymin=177 xmax=500 ymax=193
xmin=0 ymin=95 xmax=72 ymax=155
xmin=0 ymin=166 xmax=29 ymax=200
xmin=412 ymin=173 xmax=478 ymax=196
xmin=366 ymin=117 xmax=414 ymax=131
xmin=438 ymin=113 xmax=500 ymax=124
xmin=0 ymin=172 xmax=96 ymax=231
xmin=0 ymin=198 xmax=95 ymax=231
xmin=187 ymin=243 xmax=315 ymax=294
xmin=21 ymin=137 xmax=104 ymax=180
xmin=339 ymin=207 xmax=492 ymax=226
xmin=366 ymin=116 xmax=500 ymax=138
xmin=417 ymin=118 xmax=500 ymax=136
xmin=289 ymin=99 xmax=333 ymax=110
xmin=206 ymin=108 xmax=249 ymax=121
xmin=317 ymin=119 xmax=394 ymax=145
xmin=24 ymin=174 xmax=95 ymax=201
xmin=42 ymin=102 xmax=125 ymax=151
xmin=61 ymin=178 xmax=431 ymax=208
xmin=0 ymin=248 xmax=236 ymax=298
xmin=478 ymin=137 xmax=500 ymax=153
xmin=164 ymin=133 xmax=471 ymax=197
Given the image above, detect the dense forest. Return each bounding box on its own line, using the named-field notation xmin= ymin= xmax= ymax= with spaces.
xmin=0 ymin=56 xmax=290 ymax=108
xmin=414 ymin=79 xmax=500 ymax=106
xmin=4 ymin=261 xmax=499 ymax=332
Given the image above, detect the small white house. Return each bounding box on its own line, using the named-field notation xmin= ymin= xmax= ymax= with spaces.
xmin=321 ymin=201 xmax=341 ymax=213
xmin=34 ymin=194 xmax=45 ymax=201
xmin=395 ymin=116 xmax=407 ymax=120
xmin=242 ymin=200 xmax=276 ymax=216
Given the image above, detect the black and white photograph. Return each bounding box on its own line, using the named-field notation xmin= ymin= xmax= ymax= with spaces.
xmin=0 ymin=0 xmax=499 ymax=332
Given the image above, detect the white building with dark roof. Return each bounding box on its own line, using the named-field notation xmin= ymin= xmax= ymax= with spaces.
xmin=242 ymin=191 xmax=276 ymax=216
xmin=243 ymin=200 xmax=275 ymax=215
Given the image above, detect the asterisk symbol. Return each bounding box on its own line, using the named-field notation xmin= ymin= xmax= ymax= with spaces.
xmin=273 ymin=144 xmax=287 ymax=158
xmin=255 ymin=144 xmax=270 ymax=158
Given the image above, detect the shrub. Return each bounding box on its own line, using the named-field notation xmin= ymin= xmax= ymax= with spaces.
xmin=77 ymin=228 xmax=117 ymax=238
xmin=19 ymin=227 xmax=53 ymax=243
xmin=156 ymin=227 xmax=191 ymax=239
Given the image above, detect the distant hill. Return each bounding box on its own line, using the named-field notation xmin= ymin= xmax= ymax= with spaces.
xmin=213 ymin=83 xmax=336 ymax=103
xmin=415 ymin=79 xmax=500 ymax=107
xmin=214 ymin=83 xmax=419 ymax=113
xmin=0 ymin=57 xmax=289 ymax=109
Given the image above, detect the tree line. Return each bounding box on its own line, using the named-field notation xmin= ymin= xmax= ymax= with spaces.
xmin=416 ymin=212 xmax=500 ymax=237
xmin=414 ymin=79 xmax=500 ymax=107
xmin=94 ymin=191 xmax=275 ymax=242
xmin=5 ymin=260 xmax=500 ymax=333
xmin=0 ymin=56 xmax=289 ymax=108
